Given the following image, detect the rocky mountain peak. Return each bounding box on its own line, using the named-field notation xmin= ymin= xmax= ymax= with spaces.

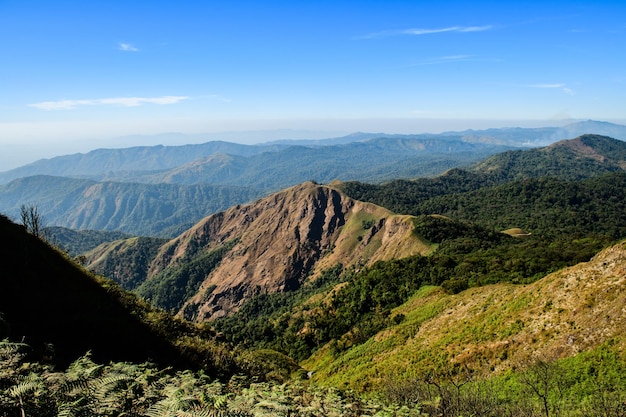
xmin=139 ymin=181 xmax=430 ymax=321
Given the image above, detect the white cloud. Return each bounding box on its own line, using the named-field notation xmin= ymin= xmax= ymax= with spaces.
xmin=409 ymin=55 xmax=473 ymax=66
xmin=118 ymin=42 xmax=139 ymax=52
xmin=403 ymin=26 xmax=493 ymax=35
xmin=29 ymin=96 xmax=190 ymax=110
xmin=527 ymin=84 xmax=575 ymax=95
xmin=360 ymin=25 xmax=493 ymax=39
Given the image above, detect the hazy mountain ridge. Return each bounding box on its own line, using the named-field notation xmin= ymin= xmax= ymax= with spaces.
xmin=448 ymin=119 xmax=626 ymax=146
xmin=74 ymin=136 xmax=514 ymax=189
xmin=0 ymin=175 xmax=264 ymax=236
xmin=0 ymin=141 xmax=288 ymax=184
xmin=339 ymin=135 xmax=626 ymax=217
xmin=3 ymin=120 xmax=624 ymax=187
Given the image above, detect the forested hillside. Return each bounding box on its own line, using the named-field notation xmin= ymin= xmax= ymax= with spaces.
xmin=339 ymin=135 xmax=626 ymax=219
xmin=0 ymin=214 xmax=194 ymax=368
xmin=0 ymin=176 xmax=263 ymax=236
xmin=45 ymin=226 xmax=132 ymax=256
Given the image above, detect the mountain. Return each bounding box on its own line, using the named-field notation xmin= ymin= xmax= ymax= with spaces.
xmin=85 ymin=181 xmax=434 ymax=320
xmin=0 ymin=141 xmax=288 ymax=184
xmin=0 ymin=214 xmax=229 ymax=373
xmin=0 ymin=176 xmax=264 ymax=236
xmin=339 ymin=135 xmax=626 ymax=217
xmin=447 ymin=119 xmax=626 ymax=146
xmin=45 ymin=226 xmax=133 ymax=256
xmin=303 ymin=239 xmax=626 ymax=392
xmin=471 ymin=134 xmax=626 ymax=180
xmin=66 ymin=136 xmax=514 ymax=189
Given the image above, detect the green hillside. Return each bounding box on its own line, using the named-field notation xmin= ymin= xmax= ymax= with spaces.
xmin=45 ymin=226 xmax=133 ymax=256
xmin=340 ymin=136 xmax=626 ymax=230
xmin=301 ymin=240 xmax=626 ymax=416
xmin=0 ymin=176 xmax=264 ymax=236
xmin=471 ymin=134 xmax=626 ymax=181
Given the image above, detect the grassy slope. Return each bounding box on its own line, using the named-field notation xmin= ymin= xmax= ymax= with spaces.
xmin=303 ymin=240 xmax=626 ymax=392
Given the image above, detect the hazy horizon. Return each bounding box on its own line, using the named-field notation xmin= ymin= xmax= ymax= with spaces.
xmin=2 ymin=117 xmax=626 ymax=172
xmin=1 ymin=1 xmax=625 ymax=170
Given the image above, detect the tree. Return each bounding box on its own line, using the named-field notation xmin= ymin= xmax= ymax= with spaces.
xmin=19 ymin=204 xmax=45 ymax=239
xmin=518 ymin=356 xmax=566 ymax=417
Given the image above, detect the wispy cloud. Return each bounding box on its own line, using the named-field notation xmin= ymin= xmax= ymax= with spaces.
xmin=527 ymin=83 xmax=575 ymax=96
xmin=118 ymin=42 xmax=139 ymax=52
xmin=409 ymin=55 xmax=473 ymax=66
xmin=29 ymin=96 xmax=189 ymax=111
xmin=360 ymin=25 xmax=493 ymax=39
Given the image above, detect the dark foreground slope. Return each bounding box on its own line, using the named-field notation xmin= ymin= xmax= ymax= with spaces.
xmin=0 ymin=214 xmax=238 ymax=376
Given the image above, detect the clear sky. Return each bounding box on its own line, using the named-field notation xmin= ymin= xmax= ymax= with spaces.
xmin=1 ymin=1 xmax=625 ymax=169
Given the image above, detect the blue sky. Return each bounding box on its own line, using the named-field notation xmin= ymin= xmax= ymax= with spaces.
xmin=1 ymin=1 xmax=625 ymax=168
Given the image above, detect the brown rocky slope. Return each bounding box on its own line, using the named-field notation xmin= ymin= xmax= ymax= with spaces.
xmin=86 ymin=181 xmax=433 ymax=321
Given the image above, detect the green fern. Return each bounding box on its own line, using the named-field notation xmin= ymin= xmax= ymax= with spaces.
xmin=10 ymin=372 xmax=50 ymax=397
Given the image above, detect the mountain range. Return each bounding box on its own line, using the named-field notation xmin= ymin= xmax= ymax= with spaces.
xmin=2 ymin=121 xmax=625 ymax=187
xmin=83 ymin=134 xmax=626 ymax=328
xmin=2 ymin=124 xmax=626 ymax=414
xmin=1 ymin=121 xmax=625 ymax=238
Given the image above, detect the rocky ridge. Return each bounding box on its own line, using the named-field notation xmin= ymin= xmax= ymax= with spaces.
xmin=87 ymin=181 xmax=432 ymax=321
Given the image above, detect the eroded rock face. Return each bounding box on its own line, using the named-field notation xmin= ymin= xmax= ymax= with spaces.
xmin=177 ymin=183 xmax=355 ymax=320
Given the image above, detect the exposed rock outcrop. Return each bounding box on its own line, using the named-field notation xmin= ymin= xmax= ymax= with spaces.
xmin=119 ymin=182 xmax=432 ymax=321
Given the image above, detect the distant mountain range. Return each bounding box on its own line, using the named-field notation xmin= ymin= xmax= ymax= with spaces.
xmin=0 ymin=136 xmax=512 ymax=187
xmin=2 ymin=120 xmax=625 ymax=186
xmin=0 ymin=121 xmax=624 ymax=238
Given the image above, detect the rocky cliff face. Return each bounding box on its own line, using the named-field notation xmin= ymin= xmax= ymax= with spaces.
xmin=117 ymin=182 xmax=431 ymax=321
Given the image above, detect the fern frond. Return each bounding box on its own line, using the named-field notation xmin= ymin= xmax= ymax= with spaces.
xmin=9 ymin=373 xmax=45 ymax=398
xmin=56 ymin=396 xmax=89 ymax=417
